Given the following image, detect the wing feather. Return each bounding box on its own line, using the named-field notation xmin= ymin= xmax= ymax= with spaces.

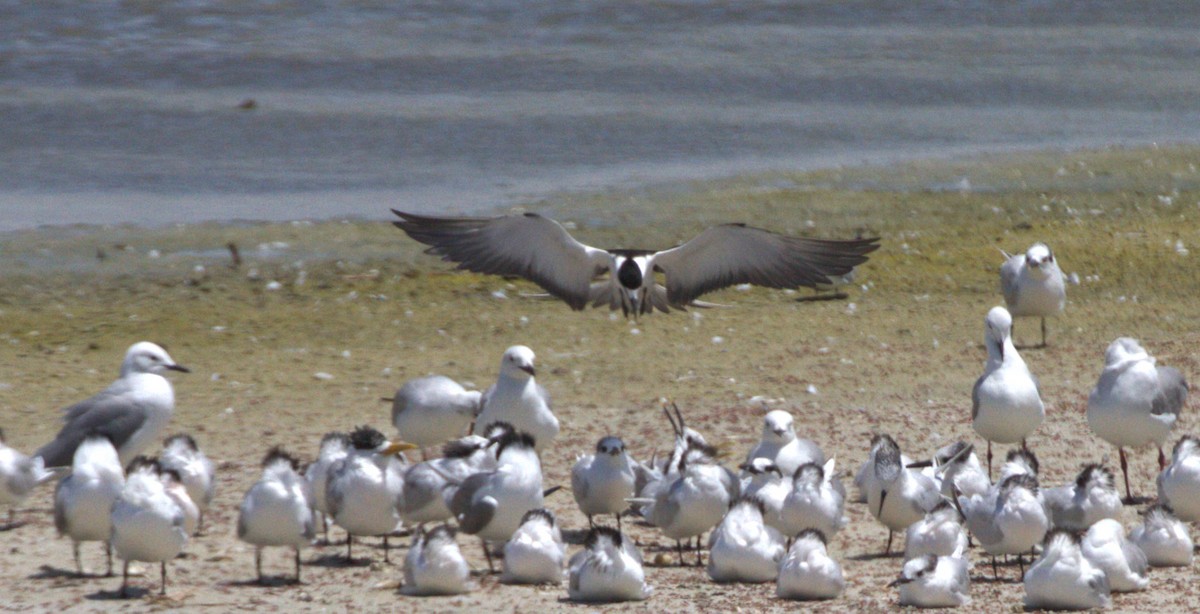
xmin=36 ymin=391 xmax=151 ymax=468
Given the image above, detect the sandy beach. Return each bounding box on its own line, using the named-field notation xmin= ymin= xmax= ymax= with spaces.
xmin=1 ymin=146 xmax=1198 ymax=612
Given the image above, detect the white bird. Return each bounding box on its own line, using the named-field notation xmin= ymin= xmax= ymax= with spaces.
xmin=572 ymin=436 xmax=636 ymax=530
xmin=110 ymin=458 xmax=189 ymax=597
xmin=891 ymin=554 xmax=971 ymax=608
xmin=997 ymin=447 xmax=1040 ymax=482
xmin=1130 ymin=503 xmax=1193 ymax=567
xmin=501 ymin=508 xmax=565 ymax=585
xmin=237 ymin=447 xmax=314 ymax=584
xmin=1024 ymin=529 xmax=1111 ymax=611
xmin=568 ymin=526 xmax=651 ymax=602
xmin=866 ymin=434 xmax=940 ymax=554
xmin=450 ymin=430 xmax=545 ymax=571
xmin=159 ymin=433 xmax=215 ymax=535
xmin=37 ymin=342 xmax=189 ymax=469
xmin=325 ymin=426 xmax=414 ymax=562
xmin=706 ymin=497 xmax=786 ymax=583
xmin=160 ymin=465 xmax=199 ymax=538
xmin=392 ymin=209 xmax=879 ymax=317
xmin=960 ymin=473 xmax=1049 ymax=579
xmin=1043 ymin=463 xmax=1122 ymax=531
xmin=1088 ymin=337 xmax=1188 ymax=502
xmin=398 ymin=434 xmax=495 ymax=526
xmin=401 ymin=525 xmax=472 ymax=596
xmin=739 ymin=458 xmax=790 ymax=534
xmin=390 ymin=375 xmax=481 ymax=457
xmin=780 ymin=459 xmax=847 ymax=539
xmin=905 ymin=500 xmax=968 ymax=561
xmin=908 ymin=441 xmax=990 ymax=502
xmin=776 ymin=529 xmax=844 ymax=601
xmin=1158 ymin=434 xmax=1200 ymax=521
xmin=745 ymin=410 xmax=824 ymax=478
xmin=1000 ymin=242 xmax=1066 ymax=347
xmin=303 ymin=431 xmax=350 ymax=543
xmin=54 ymin=435 xmax=124 ymax=576
xmin=972 ymin=306 xmax=1045 ymax=477
xmin=853 ymin=433 xmax=913 ymax=504
xmin=642 ymin=439 xmax=738 ymax=566
xmin=0 ymin=428 xmax=59 ymax=527
xmin=1081 ymin=518 xmax=1149 ymax=593
xmin=472 ymin=346 xmax=559 ymax=452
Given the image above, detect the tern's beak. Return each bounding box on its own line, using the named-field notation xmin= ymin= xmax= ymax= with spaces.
xmin=888 ymin=576 xmax=912 ymax=588
xmin=167 ymin=364 xmax=191 ymax=373
xmin=380 ymin=441 xmax=418 ymax=456
xmin=877 ymin=489 xmax=889 ymax=518
xmin=906 ymin=460 xmax=933 ymax=469
xmin=519 ymin=365 xmax=536 ymax=377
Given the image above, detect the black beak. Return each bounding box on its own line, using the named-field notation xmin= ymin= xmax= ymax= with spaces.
xmin=520 ymin=365 xmax=536 ymax=377
xmin=877 ymin=489 xmax=889 ymax=518
xmin=906 ymin=460 xmax=933 ymax=469
xmin=167 ymin=364 xmax=191 ymax=373
xmin=888 ymin=577 xmax=911 ymax=588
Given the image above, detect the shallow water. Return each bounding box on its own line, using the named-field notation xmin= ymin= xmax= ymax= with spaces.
xmin=2 ymin=1 xmax=1200 ymax=230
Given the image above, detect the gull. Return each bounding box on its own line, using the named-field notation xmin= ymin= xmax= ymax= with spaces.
xmin=159 ymin=433 xmax=215 ymax=535
xmin=1130 ymin=503 xmax=1193 ymax=567
xmin=401 ymin=525 xmax=472 ymax=596
xmin=905 ymin=500 xmax=968 ymax=561
xmin=303 ymin=431 xmax=350 ymax=543
xmin=237 ymin=447 xmax=314 ymax=585
xmin=1000 ymin=242 xmax=1066 ymax=347
xmin=1157 ymin=435 xmax=1200 ymax=521
xmin=780 ymin=459 xmax=847 ymax=539
xmin=960 ymin=473 xmax=1049 ymax=579
xmin=1080 ymin=518 xmax=1149 ymax=593
xmin=37 ymin=341 xmax=190 ymax=469
xmin=389 ymin=375 xmax=481 ymax=458
xmin=853 ymin=433 xmax=913 ymax=504
xmin=865 ymin=434 xmax=940 ymax=554
xmin=501 ymin=508 xmax=565 ymax=585
xmin=325 ymin=426 xmax=415 ymax=562
xmin=891 ymin=554 xmax=971 ymax=608
xmin=398 ymin=434 xmax=495 ymax=526
xmin=449 ymin=430 xmax=544 ymax=571
xmin=567 ymin=526 xmax=651 ymax=602
xmin=110 ymin=458 xmax=189 ymax=597
xmin=392 ymin=209 xmax=880 ymax=317
xmin=1042 ymin=463 xmax=1122 ymax=531
xmin=706 ymin=497 xmax=786 ymax=583
xmin=572 ymin=436 xmax=636 ymax=530
xmin=1087 ymin=337 xmax=1189 ymax=502
xmin=641 ymin=439 xmax=739 ymax=566
xmin=972 ymin=306 xmax=1045 ymax=477
xmin=775 ymin=528 xmax=844 ymax=601
xmin=907 ymin=440 xmax=990 ymax=502
xmin=0 ymin=428 xmax=59 ymax=527
xmin=1024 ymin=529 xmax=1111 ymax=611
xmin=745 ymin=410 xmax=824 ymax=478
xmin=54 ymin=435 xmax=124 ymax=576
xmin=739 ymin=458 xmax=790 ymax=534
xmin=472 ymin=346 xmax=559 ymax=452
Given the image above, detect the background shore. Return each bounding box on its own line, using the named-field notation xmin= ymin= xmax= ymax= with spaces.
xmin=1 ymin=145 xmax=1198 ymax=612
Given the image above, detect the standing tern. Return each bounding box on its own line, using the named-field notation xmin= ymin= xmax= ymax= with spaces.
xmin=1087 ymin=337 xmax=1188 ymax=502
xmin=37 ymin=342 xmax=189 ymax=469
xmin=392 ymin=209 xmax=879 ymax=317
xmin=54 ymin=435 xmax=124 ymax=576
xmin=972 ymin=306 xmax=1045 ymax=477
xmin=472 ymin=346 xmax=559 ymax=452
xmin=1042 ymin=463 xmax=1122 ymax=531
xmin=110 ymin=458 xmax=189 ymax=597
xmin=1023 ymin=529 xmax=1111 ymax=611
xmin=865 ymin=435 xmax=939 ymax=554
xmin=891 ymin=554 xmax=971 ymax=608
xmin=1000 ymin=242 xmax=1066 ymax=347
xmin=325 ymin=426 xmax=415 ymax=563
xmin=567 ymin=526 xmax=651 ymax=602
xmin=159 ymin=433 xmax=215 ymax=535
xmin=303 ymin=431 xmax=350 ymax=543
xmin=390 ymin=375 xmax=481 ymax=458
xmin=401 ymin=525 xmax=472 ymax=596
xmin=0 ymin=428 xmax=59 ymax=527
xmin=959 ymin=473 xmax=1049 ymax=579
xmin=237 ymin=447 xmax=314 ymax=584
xmin=775 ymin=529 xmax=844 ymax=601
xmin=706 ymin=497 xmax=786 ymax=583
xmin=1080 ymin=518 xmax=1149 ymax=593
xmin=1157 ymin=435 xmax=1200 ymax=521
xmin=571 ymin=436 xmax=636 ymax=530
xmin=501 ymin=508 xmax=565 ymax=585
xmin=745 ymin=410 xmax=824 ymax=478
xmin=1130 ymin=503 xmax=1193 ymax=567
xmin=853 ymin=434 xmax=913 ymax=504
xmin=641 ymin=439 xmax=738 ymax=566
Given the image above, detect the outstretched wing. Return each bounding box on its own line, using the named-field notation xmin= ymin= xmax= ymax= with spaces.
xmin=392 ymin=210 xmax=612 ymax=310
xmin=650 ymin=224 xmax=879 ymax=307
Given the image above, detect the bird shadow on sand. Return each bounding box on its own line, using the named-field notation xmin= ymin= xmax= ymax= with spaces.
xmin=29 ymin=564 xmax=115 ymax=581
xmin=306 ymin=553 xmax=378 ymax=568
xmin=85 ymin=586 xmax=150 ymax=600
xmin=847 ymin=551 xmax=904 ymax=562
xmin=223 ymin=577 xmax=303 ymax=588
xmin=0 ymin=520 xmax=30 ymax=532
xmin=1121 ymin=495 xmax=1155 ymax=506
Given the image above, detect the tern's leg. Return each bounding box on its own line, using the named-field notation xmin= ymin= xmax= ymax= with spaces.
xmin=1040 ymin=317 xmax=1047 ymax=348
xmin=73 ymin=542 xmax=83 ymax=576
xmin=1118 ymin=447 xmax=1133 ymax=502
xmin=885 ymin=530 xmax=894 ymax=555
xmin=695 ymin=535 xmax=704 ymax=567
xmin=616 ymin=513 xmax=622 ymax=532
xmin=294 ymin=547 xmax=302 ymax=584
xmin=256 ymin=546 xmax=263 ymax=584
xmin=481 ymin=538 xmax=495 ymax=573
xmin=587 ymin=514 xmax=594 ymax=529
xmin=676 ymin=540 xmax=684 ymax=566
xmin=120 ymin=560 xmax=130 ymax=598
xmin=196 ymin=511 xmax=204 ymax=536
xmin=1017 ymin=553 xmax=1025 ymax=580
xmin=320 ymin=512 xmax=328 ymax=544
xmin=346 ymin=534 xmax=353 ymax=562
xmin=990 ymin=555 xmax=997 ymax=580
xmin=160 ymin=560 xmax=168 ymax=596
xmin=383 ymin=535 xmax=390 ymax=563
xmin=1159 ymin=446 xmax=1168 ymax=472
xmin=105 ymin=541 xmax=113 ymax=577
xmin=986 ymin=440 xmax=993 ymax=481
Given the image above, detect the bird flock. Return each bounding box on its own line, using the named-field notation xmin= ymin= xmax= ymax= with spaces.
xmin=0 ymin=232 xmax=1193 ymax=609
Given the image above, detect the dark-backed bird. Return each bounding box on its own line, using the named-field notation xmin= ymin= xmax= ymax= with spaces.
xmin=391 ymin=210 xmax=879 ymax=317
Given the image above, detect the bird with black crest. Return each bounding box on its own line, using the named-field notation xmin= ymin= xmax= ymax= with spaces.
xmin=159 ymin=433 xmax=215 ymax=535
xmin=324 ymin=425 xmax=415 ymax=563
xmin=237 ymin=446 xmax=314 ymax=584
xmin=568 ymin=526 xmax=651 ymax=602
